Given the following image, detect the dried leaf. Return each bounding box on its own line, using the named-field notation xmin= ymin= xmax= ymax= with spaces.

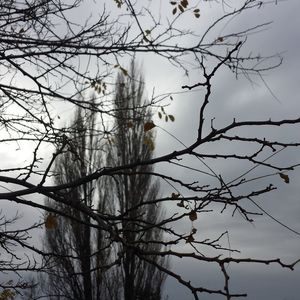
xmin=144 ymin=122 xmax=156 ymax=132
xmin=120 ymin=67 xmax=128 ymax=76
xmin=143 ymin=136 xmax=155 ymax=151
xmin=194 ymin=13 xmax=200 ymax=18
xmin=177 ymin=200 xmax=185 ymax=207
xmin=279 ymin=173 xmax=289 ymax=184
xmin=189 ymin=210 xmax=197 ymax=221
xmin=170 ymin=1 xmax=177 ymax=5
xmin=172 ymin=7 xmax=177 ymax=15
xmin=171 ymin=192 xmax=180 ymax=199
xmin=193 ymin=8 xmax=200 ymax=13
xmin=186 ymin=234 xmax=194 ymax=243
xmin=145 ymin=29 xmax=151 ymax=35
xmin=0 ymin=289 xmax=15 ymax=300
xmin=127 ymin=121 xmax=133 ymax=128
xmin=178 ymin=4 xmax=184 ymax=13
xmin=165 ymin=115 xmax=168 ymax=122
xmin=169 ymin=115 xmax=175 ymax=122
xmin=158 ymin=112 xmax=162 ymax=119
xmin=181 ymin=0 xmax=188 ymax=8
xmin=45 ymin=214 xmax=58 ymax=229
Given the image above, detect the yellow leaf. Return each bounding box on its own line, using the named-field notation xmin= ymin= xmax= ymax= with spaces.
xmin=181 ymin=0 xmax=188 ymax=8
xmin=189 ymin=210 xmax=197 ymax=221
xmin=45 ymin=214 xmax=58 ymax=229
xmin=279 ymin=173 xmax=289 ymax=184
xmin=144 ymin=122 xmax=156 ymax=132
xmin=0 ymin=289 xmax=15 ymax=300
xmin=143 ymin=136 xmax=155 ymax=151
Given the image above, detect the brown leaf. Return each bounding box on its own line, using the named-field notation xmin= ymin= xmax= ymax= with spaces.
xmin=144 ymin=122 xmax=156 ymax=132
xmin=194 ymin=13 xmax=200 ymax=18
xmin=158 ymin=112 xmax=162 ymax=119
xmin=191 ymin=228 xmax=197 ymax=234
xmin=178 ymin=4 xmax=184 ymax=13
xmin=279 ymin=173 xmax=289 ymax=184
xmin=169 ymin=115 xmax=175 ymax=122
xmin=181 ymin=0 xmax=188 ymax=8
xmin=171 ymin=192 xmax=180 ymax=199
xmin=170 ymin=1 xmax=177 ymax=5
xmin=189 ymin=210 xmax=197 ymax=221
xmin=172 ymin=7 xmax=177 ymax=15
xmin=186 ymin=234 xmax=194 ymax=243
xmin=120 ymin=67 xmax=128 ymax=76
xmin=177 ymin=200 xmax=185 ymax=207
xmin=127 ymin=121 xmax=133 ymax=128
xmin=45 ymin=214 xmax=58 ymax=229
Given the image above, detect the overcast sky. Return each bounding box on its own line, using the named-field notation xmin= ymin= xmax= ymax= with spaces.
xmin=139 ymin=1 xmax=300 ymax=299
xmin=2 ymin=1 xmax=300 ymax=299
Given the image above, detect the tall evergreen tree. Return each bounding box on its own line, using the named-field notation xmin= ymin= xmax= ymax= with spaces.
xmin=44 ymin=106 xmax=114 ymax=300
xmin=43 ymin=62 xmax=167 ymax=300
xmin=106 ymin=62 xmax=168 ymax=300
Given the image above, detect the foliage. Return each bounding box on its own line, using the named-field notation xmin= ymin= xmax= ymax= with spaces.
xmin=105 ymin=62 xmax=168 ymax=299
xmin=43 ymin=105 xmax=113 ymax=299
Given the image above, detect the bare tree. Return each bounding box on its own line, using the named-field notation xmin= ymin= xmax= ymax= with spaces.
xmin=0 ymin=1 xmax=299 ymax=299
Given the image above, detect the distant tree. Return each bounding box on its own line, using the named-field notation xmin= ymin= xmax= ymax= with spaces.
xmin=43 ymin=105 xmax=114 ymax=300
xmin=105 ymin=62 xmax=168 ymax=300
